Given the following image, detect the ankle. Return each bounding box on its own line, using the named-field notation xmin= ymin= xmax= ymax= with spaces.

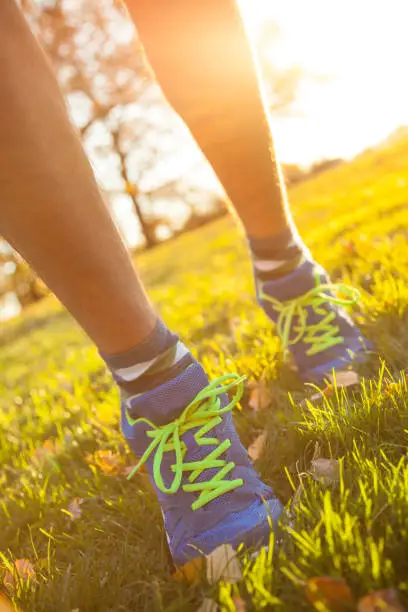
xmin=249 ymin=227 xmax=310 ymax=281
xmin=102 ymin=319 xmax=195 ymax=397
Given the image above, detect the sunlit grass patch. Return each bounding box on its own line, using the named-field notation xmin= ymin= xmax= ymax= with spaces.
xmin=2 ymin=136 xmax=408 ymax=609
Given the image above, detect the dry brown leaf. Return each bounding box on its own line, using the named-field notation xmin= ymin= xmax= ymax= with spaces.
xmin=173 ymin=545 xmax=242 ymax=587
xmin=85 ymin=450 xmax=124 ymax=475
xmin=2 ymin=574 xmax=14 ymax=594
xmin=247 ymin=432 xmax=267 ymax=461
xmin=172 ymin=557 xmax=203 ymax=583
xmin=385 ymin=382 xmax=400 ymax=396
xmin=3 ymin=559 xmax=36 ymax=594
xmin=248 ymin=380 xmax=272 ymax=412
xmin=66 ymin=498 xmax=84 ymax=521
xmin=327 ymin=370 xmax=360 ymax=388
xmin=0 ymin=593 xmax=17 ymax=612
xmin=357 ymin=589 xmax=406 ymax=612
xmin=310 ymin=458 xmax=340 ymax=485
xmin=300 ymin=386 xmax=334 ymax=407
xmin=302 ymin=370 xmax=360 ymax=407
xmin=305 ymin=576 xmax=354 ymax=611
xmin=206 ymin=544 xmax=242 ymax=585
xmin=122 ymin=463 xmax=147 ymax=477
xmin=85 ymin=450 xmax=147 ymax=477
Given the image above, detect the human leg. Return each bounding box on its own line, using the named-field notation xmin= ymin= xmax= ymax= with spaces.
xmin=125 ymin=0 xmax=367 ymax=382
xmin=0 ymin=0 xmax=282 ymax=565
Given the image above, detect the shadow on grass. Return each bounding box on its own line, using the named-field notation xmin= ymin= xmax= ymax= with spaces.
xmin=0 ymin=308 xmax=70 ymax=348
xmin=361 ymin=309 xmax=408 ymax=374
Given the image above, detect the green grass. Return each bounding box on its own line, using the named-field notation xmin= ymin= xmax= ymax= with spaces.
xmin=2 ymin=134 xmax=408 ymax=610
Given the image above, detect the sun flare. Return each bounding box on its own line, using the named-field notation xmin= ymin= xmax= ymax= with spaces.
xmin=239 ymin=0 xmax=408 ymax=164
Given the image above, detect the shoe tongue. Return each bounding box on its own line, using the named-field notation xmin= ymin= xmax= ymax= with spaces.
xmin=126 ymin=363 xmax=209 ymax=426
xmin=262 ymin=260 xmax=327 ymax=302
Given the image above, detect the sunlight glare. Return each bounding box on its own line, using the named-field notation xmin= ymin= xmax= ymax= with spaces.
xmin=239 ymin=0 xmax=408 ymax=164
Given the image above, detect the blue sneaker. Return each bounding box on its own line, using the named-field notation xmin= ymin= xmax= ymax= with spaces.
xmin=257 ymin=260 xmax=369 ymax=384
xmin=122 ymin=364 xmax=283 ymax=567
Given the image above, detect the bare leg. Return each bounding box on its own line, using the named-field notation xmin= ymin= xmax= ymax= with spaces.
xmin=0 ymin=2 xmax=284 ymax=569
xmin=124 ymin=0 xmax=294 ymax=240
xmin=123 ymin=0 xmax=368 ymax=385
xmin=0 ymin=0 xmax=156 ymax=354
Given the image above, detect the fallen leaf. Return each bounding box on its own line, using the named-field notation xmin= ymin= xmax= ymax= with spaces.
xmin=247 ymin=432 xmax=267 ymax=461
xmin=248 ymin=380 xmax=272 ymax=412
xmin=357 ymin=589 xmax=406 ymax=612
xmin=305 ymin=576 xmax=354 ymax=612
xmin=206 ymin=544 xmax=242 ymax=585
xmin=310 ymin=458 xmax=340 ymax=485
xmin=327 ymin=370 xmax=360 ymax=388
xmin=0 ymin=593 xmax=16 ymax=612
xmin=172 ymin=557 xmax=203 ymax=583
xmin=173 ymin=544 xmax=242 ymax=586
xmin=300 ymin=385 xmax=334 ymax=407
xmin=385 ymin=382 xmax=400 ymax=396
xmin=3 ymin=559 xmax=36 ymax=594
xmin=122 ymin=463 xmax=147 ymax=477
xmin=66 ymin=498 xmax=84 ymax=521
xmin=85 ymin=450 xmax=124 ymax=475
xmin=302 ymin=371 xmax=360 ymax=407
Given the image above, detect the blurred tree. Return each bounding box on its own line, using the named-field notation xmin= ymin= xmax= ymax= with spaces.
xmin=21 ymin=0 xmax=306 ymax=243
xmin=2 ymin=1 xmax=307 ymax=311
xmin=21 ymin=0 xmax=164 ymax=247
xmin=111 ymin=123 xmax=158 ymax=248
xmin=0 ymin=244 xmax=47 ymax=307
xmin=281 ymin=163 xmax=307 ymax=185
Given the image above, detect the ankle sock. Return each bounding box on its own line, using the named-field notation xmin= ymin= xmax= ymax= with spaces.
xmin=102 ymin=319 xmax=199 ymax=410
xmin=249 ymin=227 xmax=310 ymax=282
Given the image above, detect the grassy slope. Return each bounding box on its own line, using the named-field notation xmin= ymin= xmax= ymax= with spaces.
xmin=2 ymin=135 xmax=408 ymax=610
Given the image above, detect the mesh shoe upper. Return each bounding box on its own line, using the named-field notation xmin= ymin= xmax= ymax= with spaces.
xmin=258 ymin=260 xmax=368 ymax=382
xmin=121 ymin=363 xmax=282 ymax=564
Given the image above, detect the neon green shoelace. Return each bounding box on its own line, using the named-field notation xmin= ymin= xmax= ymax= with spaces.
xmin=260 ymin=276 xmax=360 ymax=358
xmin=126 ymin=374 xmax=245 ymax=511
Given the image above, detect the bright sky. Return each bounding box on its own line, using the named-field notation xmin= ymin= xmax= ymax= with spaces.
xmin=239 ymin=0 xmax=408 ymax=164
xmin=108 ymin=0 xmax=408 ymax=246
